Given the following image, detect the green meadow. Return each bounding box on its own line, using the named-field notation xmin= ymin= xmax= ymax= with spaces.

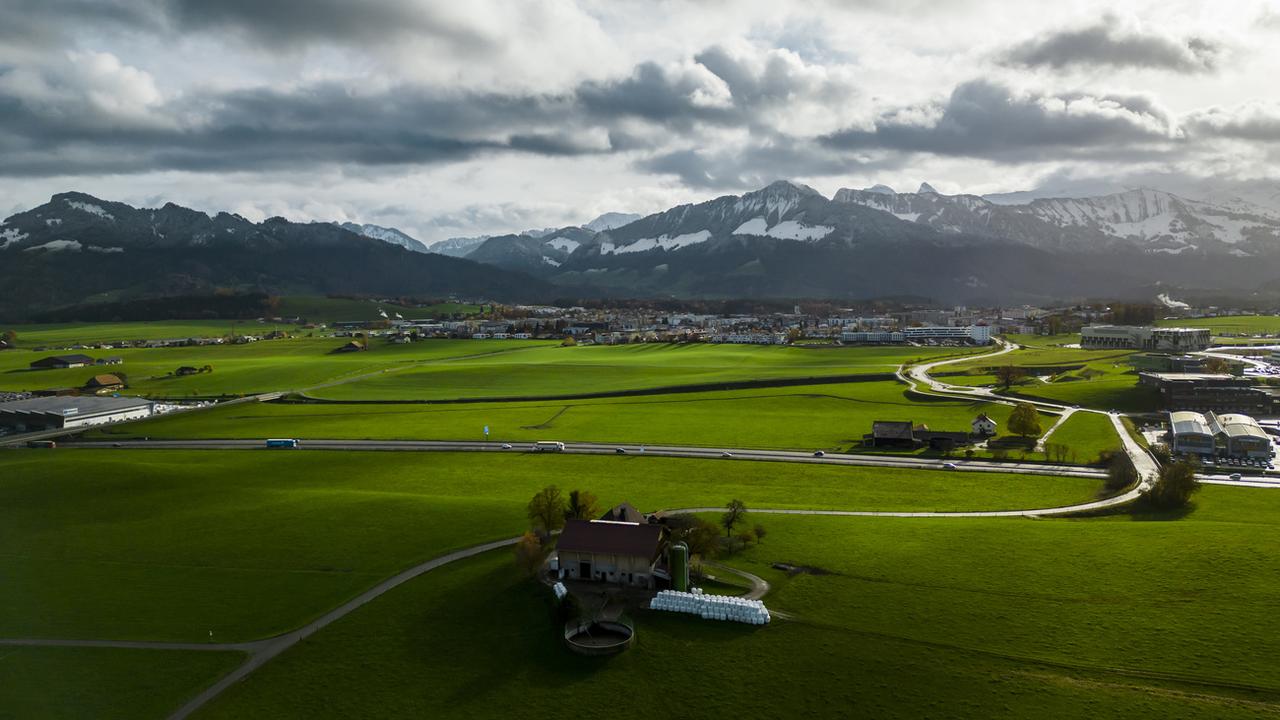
xmin=94 ymin=380 xmax=1126 ymax=461
xmin=0 ymin=449 xmax=1103 ymax=642
xmin=1157 ymin=314 xmax=1280 ymax=337
xmin=0 ymin=338 xmax=556 ymax=398
xmin=0 ymin=647 xmax=242 ymax=720
xmin=1 ymin=338 xmax=977 ymax=400
xmin=303 ymin=342 xmax=982 ymax=401
xmin=194 ymin=485 xmax=1280 ymax=719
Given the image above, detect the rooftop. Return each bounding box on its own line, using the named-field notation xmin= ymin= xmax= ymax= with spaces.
xmin=0 ymin=395 xmax=152 ymax=416
xmin=557 ymin=519 xmax=664 ymax=558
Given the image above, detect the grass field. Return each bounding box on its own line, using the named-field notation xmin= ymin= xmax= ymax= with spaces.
xmin=1 ymin=339 xmax=979 ymax=401
xmin=0 ymin=338 xmax=558 ymax=398
xmin=0 ymin=647 xmax=243 ymax=720
xmin=94 ymin=379 xmax=1072 ymax=452
xmin=191 ymin=485 xmax=1280 ymax=719
xmin=303 ymin=343 xmax=983 ymax=401
xmin=1157 ymin=315 xmax=1280 ymax=337
xmin=2 ymin=320 xmax=264 ymax=348
xmin=0 ymin=449 xmax=1102 ymax=643
xmin=1043 ymin=411 xmax=1121 ymax=463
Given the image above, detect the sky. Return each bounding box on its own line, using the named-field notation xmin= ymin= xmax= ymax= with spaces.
xmin=2 ymin=0 xmax=1279 ymax=244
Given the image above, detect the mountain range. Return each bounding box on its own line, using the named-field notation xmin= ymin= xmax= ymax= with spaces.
xmin=0 ymin=192 xmax=554 ymax=320
xmin=7 ymin=183 xmax=1280 ymax=319
xmin=438 ymin=181 xmax=1280 ymax=303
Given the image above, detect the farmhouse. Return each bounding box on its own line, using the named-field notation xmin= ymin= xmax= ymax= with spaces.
xmin=972 ymin=413 xmax=997 ymax=436
xmin=95 ymin=357 xmax=124 ymax=366
xmin=29 ymin=354 xmax=95 ymax=370
xmin=554 ymin=518 xmax=666 ymax=588
xmin=0 ymin=396 xmax=153 ymax=433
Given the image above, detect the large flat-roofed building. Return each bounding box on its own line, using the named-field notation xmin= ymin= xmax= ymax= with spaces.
xmin=1081 ymin=325 xmax=1211 ymax=351
xmin=1139 ymin=372 xmax=1277 ymax=414
xmin=1169 ymin=411 xmax=1272 ymax=459
xmin=0 ymin=396 xmax=154 ymax=433
xmin=899 ymin=325 xmax=992 ymax=345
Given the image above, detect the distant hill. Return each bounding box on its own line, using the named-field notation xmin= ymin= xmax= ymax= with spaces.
xmin=0 ymin=192 xmax=556 ymax=320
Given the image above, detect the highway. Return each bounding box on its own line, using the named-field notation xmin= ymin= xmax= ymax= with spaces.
xmin=57 ymin=438 xmax=1110 ymax=480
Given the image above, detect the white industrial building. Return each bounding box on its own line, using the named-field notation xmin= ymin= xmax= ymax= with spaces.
xmin=1081 ymin=325 xmax=1211 ymax=351
xmin=900 ymin=325 xmax=992 ymax=345
xmin=0 ymin=396 xmax=154 ymax=433
xmin=1168 ymin=410 xmax=1272 ymax=459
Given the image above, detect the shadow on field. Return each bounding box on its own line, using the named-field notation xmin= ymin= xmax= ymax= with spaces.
xmin=1124 ymin=500 xmax=1198 ymax=522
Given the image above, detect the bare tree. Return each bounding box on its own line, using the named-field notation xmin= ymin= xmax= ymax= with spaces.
xmin=721 ymin=499 xmax=748 ymax=537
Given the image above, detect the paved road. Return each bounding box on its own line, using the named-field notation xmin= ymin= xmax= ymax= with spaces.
xmin=57 ymin=438 xmax=1109 ymax=480
xmin=898 ymin=341 xmax=1163 ymax=490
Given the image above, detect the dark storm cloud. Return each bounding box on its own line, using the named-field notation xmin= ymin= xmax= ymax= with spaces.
xmin=0 ymin=0 xmax=162 ymax=47
xmin=638 ymin=137 xmax=870 ymax=189
xmin=1002 ymin=21 xmax=1223 ymax=73
xmin=163 ymin=0 xmax=496 ymax=52
xmin=822 ymin=79 xmax=1179 ymax=162
xmin=576 ymin=62 xmax=735 ymax=127
xmin=0 ymin=71 xmax=591 ymax=176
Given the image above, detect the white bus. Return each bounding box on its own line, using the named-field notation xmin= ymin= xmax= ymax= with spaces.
xmin=533 ymin=441 xmax=566 ymax=452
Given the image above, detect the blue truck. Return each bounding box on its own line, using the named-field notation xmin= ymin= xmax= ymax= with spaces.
xmin=265 ymin=438 xmax=301 ymax=449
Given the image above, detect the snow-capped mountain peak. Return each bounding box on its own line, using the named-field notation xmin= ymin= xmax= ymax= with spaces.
xmin=335 ymin=222 xmax=428 ymax=253
xmin=917 ymin=182 xmax=939 ymax=194
xmin=584 ymin=212 xmax=642 ymax=232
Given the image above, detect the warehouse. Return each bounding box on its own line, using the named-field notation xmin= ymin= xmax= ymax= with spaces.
xmin=0 ymin=396 xmax=154 ymax=433
xmin=1167 ymin=410 xmax=1273 ymax=459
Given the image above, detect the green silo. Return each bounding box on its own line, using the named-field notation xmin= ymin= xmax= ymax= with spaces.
xmin=670 ymin=541 xmax=689 ymax=592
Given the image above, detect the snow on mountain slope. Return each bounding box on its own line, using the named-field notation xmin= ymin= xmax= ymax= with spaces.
xmin=834 ymin=185 xmax=1280 ymax=255
xmin=584 ymin=212 xmax=642 ymax=232
xmin=336 ymin=222 xmax=429 ymax=253
xmin=600 ymin=230 xmax=712 ymax=254
xmin=427 ymin=235 xmax=489 ymax=257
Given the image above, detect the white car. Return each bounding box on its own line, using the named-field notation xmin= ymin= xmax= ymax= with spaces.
xmin=1229 ymin=472 xmax=1242 ymax=481
xmin=942 ymin=462 xmax=958 ymax=470
xmin=500 ymin=443 xmax=512 ymax=450
xmin=721 ymin=451 xmax=733 ymax=458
